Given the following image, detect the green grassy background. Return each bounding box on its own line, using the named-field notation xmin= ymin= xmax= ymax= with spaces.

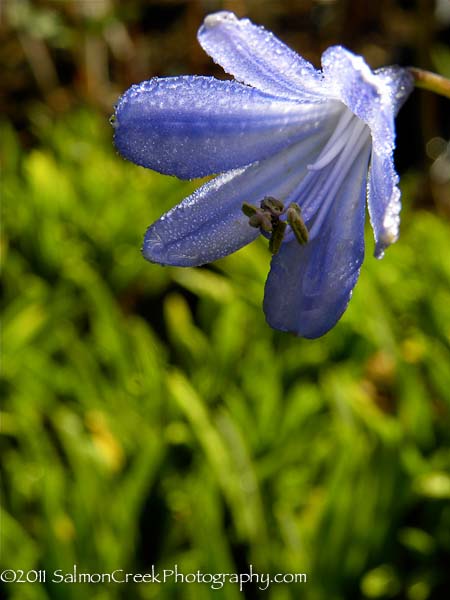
xmin=2 ymin=0 xmax=450 ymax=598
xmin=2 ymin=109 xmax=450 ymax=600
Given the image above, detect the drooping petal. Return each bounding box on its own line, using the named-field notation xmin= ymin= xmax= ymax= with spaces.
xmin=368 ymin=149 xmax=402 ymax=258
xmin=198 ymin=11 xmax=324 ymax=102
xmin=374 ymin=66 xmax=414 ymax=115
xmin=321 ymin=46 xmax=411 ymax=157
xmin=113 ymin=76 xmax=340 ymax=179
xmin=142 ymin=125 xmax=337 ymax=267
xmin=263 ymin=138 xmax=371 ymax=338
xmin=321 ymin=47 xmax=413 ymax=260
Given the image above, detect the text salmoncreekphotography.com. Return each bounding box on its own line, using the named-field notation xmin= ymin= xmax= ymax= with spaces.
xmin=1 ymin=565 xmax=307 ymax=591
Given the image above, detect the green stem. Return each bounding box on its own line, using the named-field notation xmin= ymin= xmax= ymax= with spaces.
xmin=409 ymin=67 xmax=450 ymax=99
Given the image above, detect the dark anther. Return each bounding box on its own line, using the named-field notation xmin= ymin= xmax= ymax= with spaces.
xmin=260 ymin=196 xmax=284 ymax=217
xmin=286 ymin=204 xmax=309 ymax=245
xmin=269 ymin=220 xmax=287 ymax=254
xmin=242 ymin=202 xmax=272 ymax=232
xmin=242 ymin=197 xmax=309 ymax=254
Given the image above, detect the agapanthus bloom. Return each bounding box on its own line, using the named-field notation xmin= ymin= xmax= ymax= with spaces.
xmin=112 ymin=11 xmax=413 ymax=338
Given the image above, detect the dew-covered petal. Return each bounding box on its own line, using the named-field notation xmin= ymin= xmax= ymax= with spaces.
xmin=263 ymin=138 xmax=371 ymax=338
xmin=198 ymin=11 xmax=324 ymax=102
xmin=113 ymin=76 xmax=338 ymax=179
xmin=374 ymin=66 xmax=414 ymax=115
xmin=143 ymin=167 xmax=259 ymax=266
xmin=321 ymin=48 xmax=412 ymax=260
xmin=143 ymin=125 xmax=337 ymax=267
xmin=368 ymin=149 xmax=401 ymax=258
xmin=321 ymin=46 xmax=411 ymax=157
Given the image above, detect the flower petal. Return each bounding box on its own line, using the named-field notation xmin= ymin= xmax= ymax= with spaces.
xmin=321 ymin=48 xmax=412 ymax=260
xmin=198 ymin=11 xmax=324 ymax=101
xmin=113 ymin=76 xmax=339 ymax=179
xmin=263 ymin=138 xmax=371 ymax=338
xmin=321 ymin=46 xmax=411 ymax=156
xmin=368 ymin=149 xmax=401 ymax=258
xmin=374 ymin=66 xmax=414 ymax=115
xmin=143 ymin=126 xmax=336 ymax=267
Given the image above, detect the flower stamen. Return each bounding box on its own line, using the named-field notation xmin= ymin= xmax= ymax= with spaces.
xmin=242 ymin=197 xmax=309 ymax=254
xmin=286 ymin=203 xmax=309 ymax=245
xmin=269 ymin=220 xmax=288 ymax=254
xmin=242 ymin=200 xmax=273 ymax=232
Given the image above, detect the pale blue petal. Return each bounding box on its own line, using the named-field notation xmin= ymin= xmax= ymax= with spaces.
xmin=198 ymin=11 xmax=324 ymax=102
xmin=143 ymin=167 xmax=259 ymax=266
xmin=374 ymin=66 xmax=414 ymax=115
xmin=368 ymin=150 xmax=401 ymax=258
xmin=113 ymin=76 xmax=338 ymax=179
xmin=263 ymin=139 xmax=371 ymax=338
xmin=143 ymin=126 xmax=336 ymax=267
xmin=321 ymin=46 xmax=412 ymax=156
xmin=321 ymin=48 xmax=412 ymax=259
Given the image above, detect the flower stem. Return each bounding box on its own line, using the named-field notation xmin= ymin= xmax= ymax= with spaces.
xmin=409 ymin=67 xmax=450 ymax=99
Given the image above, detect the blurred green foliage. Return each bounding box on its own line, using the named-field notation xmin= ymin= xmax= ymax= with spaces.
xmin=1 ymin=109 xmax=450 ymax=600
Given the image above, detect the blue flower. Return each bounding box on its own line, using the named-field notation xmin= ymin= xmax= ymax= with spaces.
xmin=112 ymin=11 xmax=413 ymax=338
